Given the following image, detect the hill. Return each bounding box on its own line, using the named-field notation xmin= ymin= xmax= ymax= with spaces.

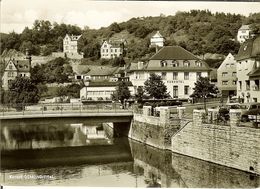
xmin=1 ymin=10 xmax=260 ymax=62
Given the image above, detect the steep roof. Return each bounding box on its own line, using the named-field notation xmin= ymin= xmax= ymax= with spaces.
xmin=239 ymin=25 xmax=250 ymax=30
xmin=150 ymin=46 xmax=199 ymax=60
xmin=248 ymin=68 xmax=260 ymax=78
xmin=236 ymin=36 xmax=260 ymax=61
xmin=5 ymin=59 xmax=30 ymax=72
xmin=217 ymin=53 xmax=236 ymax=71
xmin=152 ymin=31 xmax=163 ymax=38
xmin=65 ymin=34 xmax=81 ymax=41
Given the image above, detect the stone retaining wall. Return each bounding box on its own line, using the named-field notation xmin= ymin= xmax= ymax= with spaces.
xmin=172 ymin=109 xmax=260 ymax=175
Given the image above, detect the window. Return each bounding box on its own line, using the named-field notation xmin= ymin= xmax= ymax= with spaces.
xmin=195 ymin=61 xmax=202 ymax=67
xmin=233 ymin=81 xmax=237 ymax=85
xmin=173 ymin=86 xmax=178 ymax=98
xmin=173 ymin=72 xmax=178 ymax=80
xmin=184 ymin=72 xmax=189 ymax=80
xmin=115 ymin=49 xmax=117 ymax=53
xmin=239 ymin=81 xmax=242 ymax=90
xmin=172 ymin=60 xmax=179 ymax=67
xmin=184 ymin=86 xmax=189 ymax=95
xmin=104 ymin=45 xmax=107 ymax=48
xmin=183 ymin=60 xmax=190 ymax=67
xmin=9 ymin=65 xmax=12 ymax=69
xmin=8 ymin=72 xmax=11 ymax=77
xmin=162 ymin=72 xmax=167 ymax=80
xmin=222 ymin=81 xmax=228 ymax=85
xmin=222 ymin=72 xmax=228 ymax=77
xmin=225 ymin=64 xmax=229 ymax=68
xmin=246 ymin=80 xmax=250 ymax=90
xmin=160 ymin=60 xmax=167 ymax=67
xmin=232 ymin=72 xmax=236 ymax=77
xmin=196 ymin=72 xmax=201 ymax=79
xmin=231 ymin=63 xmax=235 ymax=67
xmin=111 ymin=49 xmax=113 ymax=53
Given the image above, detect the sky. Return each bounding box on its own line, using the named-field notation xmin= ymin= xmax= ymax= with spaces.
xmin=1 ymin=0 xmax=260 ymax=34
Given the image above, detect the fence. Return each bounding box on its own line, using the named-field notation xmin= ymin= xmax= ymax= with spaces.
xmin=0 ymin=103 xmax=133 ymax=117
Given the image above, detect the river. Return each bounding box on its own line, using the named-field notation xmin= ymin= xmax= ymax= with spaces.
xmin=1 ymin=118 xmax=259 ymax=188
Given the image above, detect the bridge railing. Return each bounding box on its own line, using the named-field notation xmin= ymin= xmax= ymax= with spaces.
xmin=0 ymin=103 xmax=133 ymax=117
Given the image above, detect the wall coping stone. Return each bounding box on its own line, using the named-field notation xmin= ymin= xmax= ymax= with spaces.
xmin=193 ymin=109 xmax=206 ymax=113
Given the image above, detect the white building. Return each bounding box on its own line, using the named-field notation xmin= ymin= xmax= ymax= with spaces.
xmin=236 ymin=36 xmax=260 ymax=103
xmin=57 ymin=34 xmax=84 ymax=59
xmin=127 ymin=46 xmax=211 ymax=99
xmin=80 ymin=81 xmax=135 ymax=100
xmin=100 ymin=39 xmax=125 ymax=59
xmin=217 ymin=53 xmax=237 ymax=97
xmin=1 ymin=58 xmax=31 ymax=90
xmin=63 ymin=34 xmax=81 ymax=54
xmin=150 ymin=31 xmax=165 ymax=47
xmin=237 ymin=25 xmax=252 ymax=44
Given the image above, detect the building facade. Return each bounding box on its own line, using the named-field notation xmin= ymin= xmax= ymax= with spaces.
xmin=236 ymin=36 xmax=260 ymax=103
xmin=63 ymin=34 xmax=81 ymax=54
xmin=1 ymin=58 xmax=31 ymax=90
xmin=237 ymin=25 xmax=252 ymax=44
xmin=150 ymin=31 xmax=165 ymax=47
xmin=127 ymin=46 xmax=211 ymax=99
xmin=100 ymin=39 xmax=125 ymax=59
xmin=217 ymin=53 xmax=237 ymax=97
xmin=80 ymin=81 xmax=135 ymax=100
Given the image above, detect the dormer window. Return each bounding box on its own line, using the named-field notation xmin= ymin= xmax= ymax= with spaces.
xmin=183 ymin=60 xmax=190 ymax=67
xmin=9 ymin=65 xmax=12 ymax=69
xmin=172 ymin=60 xmax=179 ymax=67
xmin=195 ymin=60 xmax=202 ymax=67
xmin=160 ymin=60 xmax=167 ymax=67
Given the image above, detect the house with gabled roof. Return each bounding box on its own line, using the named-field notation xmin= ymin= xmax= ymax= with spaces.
xmin=217 ymin=53 xmax=237 ymax=97
xmin=236 ymin=36 xmax=260 ymax=103
xmin=100 ymin=39 xmax=126 ymax=59
xmin=1 ymin=58 xmax=31 ymax=90
xmin=237 ymin=25 xmax=252 ymax=44
xmin=127 ymin=46 xmax=211 ymax=99
xmin=150 ymin=31 xmax=165 ymax=47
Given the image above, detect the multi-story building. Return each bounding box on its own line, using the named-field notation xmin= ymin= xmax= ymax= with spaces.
xmin=63 ymin=34 xmax=81 ymax=54
xmin=1 ymin=57 xmax=31 ymax=90
xmin=237 ymin=25 xmax=252 ymax=44
xmin=150 ymin=31 xmax=165 ymax=47
xmin=217 ymin=53 xmax=237 ymax=97
xmin=127 ymin=46 xmax=211 ymax=99
xmin=100 ymin=39 xmax=126 ymax=59
xmin=236 ymin=36 xmax=260 ymax=103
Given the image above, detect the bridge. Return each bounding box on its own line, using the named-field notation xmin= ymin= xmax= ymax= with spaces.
xmin=0 ymin=103 xmax=133 ymax=120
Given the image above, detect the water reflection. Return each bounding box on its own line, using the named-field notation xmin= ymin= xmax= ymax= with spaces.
xmin=1 ymin=121 xmax=113 ymax=150
xmin=1 ymin=119 xmax=259 ymax=188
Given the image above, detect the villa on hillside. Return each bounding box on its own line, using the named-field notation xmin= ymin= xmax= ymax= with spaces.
xmin=127 ymin=46 xmax=211 ymax=99
xmin=236 ymin=36 xmax=260 ymax=103
xmin=100 ymin=39 xmax=126 ymax=59
xmin=237 ymin=25 xmax=252 ymax=44
xmin=150 ymin=31 xmax=165 ymax=47
xmin=52 ymin=34 xmax=83 ymax=59
xmin=217 ymin=53 xmax=237 ymax=97
xmin=1 ymin=53 xmax=31 ymax=90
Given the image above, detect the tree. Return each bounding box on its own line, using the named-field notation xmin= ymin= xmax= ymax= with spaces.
xmin=135 ymin=86 xmax=144 ymax=103
xmin=190 ymin=77 xmax=218 ymax=112
xmin=112 ymin=81 xmax=131 ymax=104
xmin=8 ymin=77 xmax=40 ymax=109
xmin=144 ymin=73 xmax=169 ymax=99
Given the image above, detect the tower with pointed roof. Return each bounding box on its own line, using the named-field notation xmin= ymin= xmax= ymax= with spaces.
xmin=150 ymin=31 xmax=165 ymax=47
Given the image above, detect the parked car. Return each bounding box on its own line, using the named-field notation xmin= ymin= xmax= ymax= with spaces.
xmin=240 ymin=103 xmax=260 ymax=122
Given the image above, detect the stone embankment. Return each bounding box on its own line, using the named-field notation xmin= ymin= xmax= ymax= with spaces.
xmin=130 ymin=106 xmax=260 ymax=175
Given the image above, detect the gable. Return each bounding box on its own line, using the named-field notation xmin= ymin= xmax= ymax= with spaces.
xmin=5 ymin=60 xmax=17 ymax=71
